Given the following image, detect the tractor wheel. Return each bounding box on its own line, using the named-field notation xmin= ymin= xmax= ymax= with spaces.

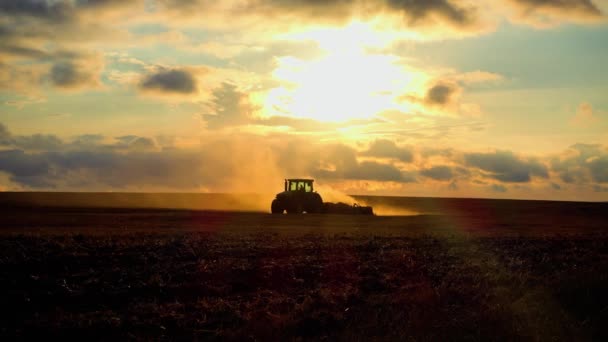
xmin=271 ymin=199 xmax=283 ymax=214
xmin=305 ymin=194 xmax=323 ymax=213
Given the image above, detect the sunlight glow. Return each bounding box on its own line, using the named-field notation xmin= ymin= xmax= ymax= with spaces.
xmin=265 ymin=22 xmax=425 ymax=122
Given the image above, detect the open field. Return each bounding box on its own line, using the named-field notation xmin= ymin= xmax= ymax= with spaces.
xmin=1 ymin=194 xmax=608 ymax=340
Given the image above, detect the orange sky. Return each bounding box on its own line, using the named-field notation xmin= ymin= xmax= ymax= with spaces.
xmin=1 ymin=0 xmax=607 ymax=200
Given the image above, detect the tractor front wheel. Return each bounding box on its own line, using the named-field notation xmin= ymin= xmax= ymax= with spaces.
xmin=271 ymin=199 xmax=283 ymax=214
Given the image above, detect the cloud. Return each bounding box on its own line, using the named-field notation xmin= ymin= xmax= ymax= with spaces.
xmin=139 ymin=68 xmax=198 ymax=94
xmin=0 ymin=0 xmax=139 ymax=47
xmin=0 ymin=61 xmax=47 ymax=94
xmin=420 ymin=165 xmax=453 ymax=180
xmin=506 ymin=0 xmax=604 ymax=26
xmin=12 ymin=134 xmax=64 ymax=151
xmin=570 ymin=102 xmax=600 ymax=127
xmin=19 ymin=149 xmax=207 ymax=189
xmin=362 ymin=139 xmax=414 ymax=162
xmin=384 ymin=0 xmax=477 ymax=28
xmin=314 ymin=143 xmax=414 ymax=182
xmin=452 ymin=70 xmax=504 ymax=84
xmin=159 ymin=0 xmax=488 ymax=37
xmin=593 ymin=184 xmax=608 ymax=192
xmin=587 ymin=155 xmax=608 ymax=183
xmin=0 ymin=122 xmax=416 ymax=190
xmin=424 ymin=81 xmax=461 ymax=106
xmin=464 ymin=150 xmax=548 ymax=182
xmin=347 ymin=161 xmax=406 ymax=182
xmin=490 ymin=183 xmax=507 ymax=193
xmin=0 ymin=0 xmax=139 ymax=94
xmin=200 ymin=83 xmax=383 ymax=132
xmin=0 ymin=123 xmax=10 ymax=145
xmin=550 ymin=143 xmax=608 ymax=184
xmin=0 ymin=149 xmax=53 ymax=187
xmin=50 ymin=58 xmax=103 ymax=89
xmin=202 ymin=82 xmax=255 ymax=128
xmin=0 ymin=123 xmax=64 ymax=151
xmin=2 ymin=121 xmax=608 ymax=200
xmin=0 ymin=0 xmax=71 ymax=21
xmin=400 ymin=80 xmax=463 ymax=113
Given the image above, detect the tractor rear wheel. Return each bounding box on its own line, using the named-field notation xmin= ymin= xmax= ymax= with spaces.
xmin=304 ymin=193 xmax=323 ymax=213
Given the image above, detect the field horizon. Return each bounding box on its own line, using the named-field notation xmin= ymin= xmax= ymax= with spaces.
xmin=1 ymin=191 xmax=605 ymax=213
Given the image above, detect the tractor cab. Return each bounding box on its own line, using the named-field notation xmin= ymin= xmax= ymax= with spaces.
xmin=285 ymin=179 xmax=314 ymax=193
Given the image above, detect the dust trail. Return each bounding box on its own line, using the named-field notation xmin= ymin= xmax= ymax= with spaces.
xmin=315 ymin=184 xmax=357 ymax=204
xmin=367 ymin=204 xmax=420 ymax=216
xmin=315 ymin=185 xmax=420 ymax=216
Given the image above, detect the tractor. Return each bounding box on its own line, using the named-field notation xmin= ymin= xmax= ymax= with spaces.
xmin=271 ymin=178 xmax=374 ymax=215
xmin=271 ymin=179 xmax=323 ymax=214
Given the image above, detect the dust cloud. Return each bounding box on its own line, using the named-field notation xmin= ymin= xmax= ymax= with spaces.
xmin=367 ymin=204 xmax=420 ymax=216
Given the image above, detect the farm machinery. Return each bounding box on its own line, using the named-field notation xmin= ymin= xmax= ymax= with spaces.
xmin=271 ymin=179 xmax=374 ymax=215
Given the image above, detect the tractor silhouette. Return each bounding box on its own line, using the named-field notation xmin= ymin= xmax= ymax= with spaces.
xmin=271 ymin=179 xmax=323 ymax=214
xmin=271 ymin=178 xmax=374 ymax=215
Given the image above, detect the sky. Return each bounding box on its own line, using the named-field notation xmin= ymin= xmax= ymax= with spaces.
xmin=0 ymin=0 xmax=607 ymax=201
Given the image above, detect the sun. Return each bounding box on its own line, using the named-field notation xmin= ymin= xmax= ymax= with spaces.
xmin=264 ymin=22 xmax=424 ymax=122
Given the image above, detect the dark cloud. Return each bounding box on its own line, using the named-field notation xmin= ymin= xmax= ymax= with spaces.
xmin=551 ymin=144 xmax=608 ymax=184
xmin=0 ymin=133 xmax=293 ymax=191
xmin=0 ymin=0 xmax=71 ymax=22
xmin=0 ymin=123 xmax=10 ymax=145
xmin=0 ymin=146 xmax=206 ymax=190
xmin=0 ymin=44 xmax=54 ymax=59
xmin=386 ymin=0 xmax=475 ymax=27
xmin=0 ymin=122 xmax=415 ymax=190
xmin=0 ymin=1 xmax=139 ymax=94
xmin=314 ymin=143 xmax=412 ymax=182
xmin=0 ymin=123 xmax=157 ymax=154
xmin=362 ymin=139 xmax=414 ymax=162
xmin=50 ymin=60 xmax=100 ymax=88
xmin=424 ymin=81 xmax=460 ymax=106
xmin=160 ymin=0 xmax=481 ymax=30
xmin=12 ymin=134 xmax=64 ymax=151
xmin=0 ymin=123 xmax=64 ymax=151
xmin=3 ymin=121 xmax=608 ymax=194
xmin=508 ymin=0 xmax=603 ymax=18
xmin=0 ymin=0 xmax=141 ymax=42
xmin=271 ymin=0 xmax=477 ymax=28
xmin=140 ymin=68 xmax=197 ymax=94
xmin=113 ymin=135 xmax=158 ymax=151
xmin=0 ymin=0 xmax=140 ymax=20
xmin=588 ymin=156 xmax=608 ymax=183
xmin=464 ymin=150 xmax=548 ymax=183
xmin=420 ymin=165 xmax=453 ymax=180
xmin=348 ymin=161 xmax=405 ymax=182
xmin=0 ymin=149 xmax=52 ymax=187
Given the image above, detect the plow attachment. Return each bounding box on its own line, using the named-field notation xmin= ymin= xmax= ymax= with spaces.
xmin=322 ymin=202 xmax=374 ymax=215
